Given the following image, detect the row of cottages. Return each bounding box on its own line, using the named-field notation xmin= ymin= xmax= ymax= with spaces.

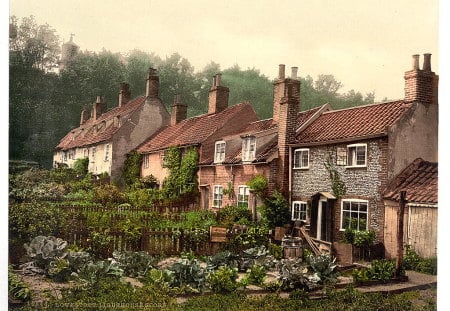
xmin=136 ymin=65 xmax=329 ymax=214
xmin=53 ymin=69 xmax=170 ymax=180
xmin=289 ymin=53 xmax=438 ymax=258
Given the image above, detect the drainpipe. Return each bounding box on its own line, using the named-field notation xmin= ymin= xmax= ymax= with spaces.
xmin=288 ymin=145 xmax=293 ymax=205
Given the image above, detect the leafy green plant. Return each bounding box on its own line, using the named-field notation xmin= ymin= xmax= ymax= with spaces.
xmin=277 ymin=258 xmax=319 ymax=291
xmin=245 ymin=264 xmax=267 ymax=286
xmin=268 ymin=243 xmax=283 ymax=260
xmin=168 ymin=257 xmax=207 ymax=292
xmin=217 ymin=205 xmax=253 ymax=228
xmin=48 ymin=257 xmax=72 ymax=282
xmin=183 ymin=228 xmax=210 ymax=250
xmin=208 ymin=265 xmax=240 ymax=293
xmin=113 ymin=251 xmax=157 ymax=278
xmin=121 ymin=150 xmax=142 ymax=189
xmin=261 ymin=191 xmax=291 ymax=228
xmin=246 ymin=174 xmax=268 ymax=198
xmin=306 ymin=253 xmax=338 ymax=284
xmin=403 ymin=245 xmax=437 ymax=275
xmin=324 ymin=154 xmax=346 ymax=198
xmin=239 ymin=245 xmax=276 ymax=271
xmin=207 ymin=251 xmax=240 ymax=270
xmin=8 ymin=266 xmax=31 ymax=302
xmin=22 ymin=236 xmax=68 ymax=273
xmin=92 ymin=184 xmax=126 ymax=207
xmin=73 ymin=157 xmax=89 ymax=176
xmin=71 ymin=259 xmax=124 ymax=288
xmin=352 ymin=259 xmax=397 ymax=283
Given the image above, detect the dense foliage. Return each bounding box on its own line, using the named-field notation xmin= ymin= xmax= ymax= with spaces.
xmin=10 ymin=16 xmax=375 ymax=168
xmin=402 ymin=245 xmax=437 ymax=275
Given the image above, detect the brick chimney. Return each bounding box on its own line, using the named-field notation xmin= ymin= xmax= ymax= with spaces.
xmin=92 ymin=96 xmax=106 ymax=121
xmin=118 ymin=82 xmax=131 ymax=107
xmin=171 ymin=94 xmax=187 ymax=125
xmin=80 ymin=105 xmax=89 ymax=125
xmin=146 ymin=68 xmax=159 ymax=98
xmin=404 ymin=53 xmax=438 ymax=105
xmin=208 ymin=73 xmax=229 ymax=114
xmin=273 ymin=65 xmax=300 ymax=123
xmin=277 ymin=82 xmax=300 ymax=194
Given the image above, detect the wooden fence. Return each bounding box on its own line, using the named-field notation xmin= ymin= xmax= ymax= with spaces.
xmin=63 ymin=227 xmax=221 ymax=257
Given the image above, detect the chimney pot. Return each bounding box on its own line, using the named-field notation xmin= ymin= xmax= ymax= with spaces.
xmin=96 ymin=96 xmax=102 ymax=103
xmin=291 ymin=67 xmax=298 ymax=80
xmin=215 ymin=74 xmax=222 ymax=86
xmin=412 ymin=54 xmax=420 ymax=70
xmin=146 ymin=67 xmax=159 ymax=97
xmin=423 ymin=53 xmax=432 ymax=71
xmin=278 ymin=64 xmax=285 ymax=79
xmin=118 ymin=82 xmax=131 ymax=107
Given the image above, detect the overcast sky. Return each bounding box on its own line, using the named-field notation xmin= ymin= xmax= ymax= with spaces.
xmin=9 ymin=0 xmax=440 ymax=101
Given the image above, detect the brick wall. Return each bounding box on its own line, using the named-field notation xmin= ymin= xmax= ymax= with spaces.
xmin=291 ymin=138 xmax=389 ymax=242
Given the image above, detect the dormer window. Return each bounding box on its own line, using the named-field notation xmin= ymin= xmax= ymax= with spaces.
xmin=346 ymin=144 xmax=367 ymax=168
xmin=214 ymin=141 xmax=226 ymax=163
xmin=242 ymin=136 xmax=256 ymax=162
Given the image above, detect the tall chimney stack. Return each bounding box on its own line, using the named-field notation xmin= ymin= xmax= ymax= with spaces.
xmin=146 ymin=68 xmax=159 ymax=97
xmin=208 ymin=73 xmax=229 ymax=114
xmin=404 ymin=53 xmax=437 ymax=105
xmin=277 ymin=83 xmax=299 ymax=195
xmin=273 ymin=64 xmax=300 ymax=123
xmin=171 ymin=94 xmax=187 ymax=125
xmin=92 ymin=96 xmax=105 ymax=121
xmin=118 ymin=82 xmax=131 ymax=107
xmin=80 ymin=105 xmax=89 ymax=125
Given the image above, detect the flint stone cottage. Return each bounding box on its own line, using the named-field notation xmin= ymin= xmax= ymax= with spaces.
xmin=136 ymin=74 xmax=260 ymax=193
xmin=289 ymin=54 xmax=438 ymax=257
xmin=197 ymin=65 xmax=330 ymax=214
xmin=53 ymin=69 xmax=170 ymax=180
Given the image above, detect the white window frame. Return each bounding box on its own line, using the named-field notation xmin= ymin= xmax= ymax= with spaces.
xmin=214 ymin=141 xmax=226 ymax=163
xmin=91 ymin=147 xmax=96 ymax=163
xmin=336 ymin=147 xmax=347 ymax=166
xmin=292 ymin=201 xmax=307 ymax=221
xmin=346 ymin=143 xmax=367 ymax=168
xmin=293 ymin=148 xmax=310 ymax=169
xmin=340 ymin=199 xmax=369 ymax=231
xmin=143 ymin=154 xmax=150 ymax=169
xmin=104 ymin=144 xmax=110 ymax=161
xmin=242 ymin=136 xmax=256 ymax=162
xmin=212 ymin=185 xmax=224 ymax=208
xmin=237 ymin=186 xmax=250 ymax=208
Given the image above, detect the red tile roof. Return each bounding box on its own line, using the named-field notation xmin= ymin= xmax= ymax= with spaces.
xmin=136 ymin=103 xmax=258 ymax=154
xmin=384 ymin=158 xmax=438 ymax=204
xmin=294 ymin=101 xmax=412 ymax=145
xmin=56 ymin=96 xmax=146 ymax=150
xmin=199 ymin=106 xmax=323 ymax=165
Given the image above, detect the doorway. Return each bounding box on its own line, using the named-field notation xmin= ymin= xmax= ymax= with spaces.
xmin=317 ymin=199 xmax=327 ymax=240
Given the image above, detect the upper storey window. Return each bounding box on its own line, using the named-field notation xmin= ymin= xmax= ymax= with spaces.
xmin=214 ymin=141 xmax=226 ymax=163
xmin=242 ymin=136 xmax=256 ymax=162
xmin=347 ymin=144 xmax=367 ymax=168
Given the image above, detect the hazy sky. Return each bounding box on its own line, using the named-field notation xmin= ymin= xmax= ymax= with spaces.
xmin=9 ymin=0 xmax=439 ymax=101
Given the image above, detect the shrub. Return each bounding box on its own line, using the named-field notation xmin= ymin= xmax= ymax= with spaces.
xmin=208 ymin=266 xmax=240 ymax=293
xmin=9 ymin=202 xmax=68 ymax=262
xmin=246 ymin=174 xmax=268 ymax=198
xmin=50 ymin=166 xmax=77 ymax=184
xmin=245 ymin=264 xmax=267 ymax=286
xmin=268 ymin=243 xmax=283 ymax=260
xmin=217 ymin=205 xmax=253 ymax=228
xmin=92 ymin=184 xmax=126 ymax=207
xmin=402 ymin=245 xmax=437 ymax=275
xmin=261 ymin=191 xmax=291 ymax=228
xmin=73 ymin=157 xmax=89 ymax=176
xmin=352 ymin=259 xmax=397 ymax=283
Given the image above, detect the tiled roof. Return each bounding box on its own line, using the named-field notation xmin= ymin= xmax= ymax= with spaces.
xmin=199 ymin=106 xmax=323 ymax=165
xmin=384 ymin=158 xmax=438 ymax=204
xmin=136 ymin=103 xmax=257 ymax=154
xmin=295 ymin=101 xmax=412 ymax=144
xmin=56 ymin=96 xmax=146 ymax=150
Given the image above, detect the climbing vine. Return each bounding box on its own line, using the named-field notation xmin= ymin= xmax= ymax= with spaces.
xmin=122 ymin=151 xmax=142 ymax=188
xmin=162 ymin=146 xmax=199 ymax=198
xmin=324 ymin=154 xmax=346 ymax=198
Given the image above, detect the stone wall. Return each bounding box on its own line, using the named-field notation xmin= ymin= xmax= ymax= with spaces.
xmin=291 ymin=138 xmax=388 ymax=242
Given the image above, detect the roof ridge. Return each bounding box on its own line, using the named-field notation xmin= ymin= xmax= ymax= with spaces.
xmin=322 ymin=100 xmax=407 ymax=114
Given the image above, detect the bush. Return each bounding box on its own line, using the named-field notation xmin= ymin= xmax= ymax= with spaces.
xmin=73 ymin=158 xmax=89 ymax=176
xmin=261 ymin=191 xmax=291 ymax=228
xmin=92 ymin=184 xmax=126 ymax=207
xmin=208 ymin=266 xmax=240 ymax=293
xmin=216 ymin=205 xmax=253 ymax=228
xmin=246 ymin=174 xmax=268 ymax=197
xmin=403 ymin=245 xmax=437 ymax=275
xmin=245 ymin=264 xmax=267 ymax=286
xmin=352 ymin=259 xmax=397 ymax=283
